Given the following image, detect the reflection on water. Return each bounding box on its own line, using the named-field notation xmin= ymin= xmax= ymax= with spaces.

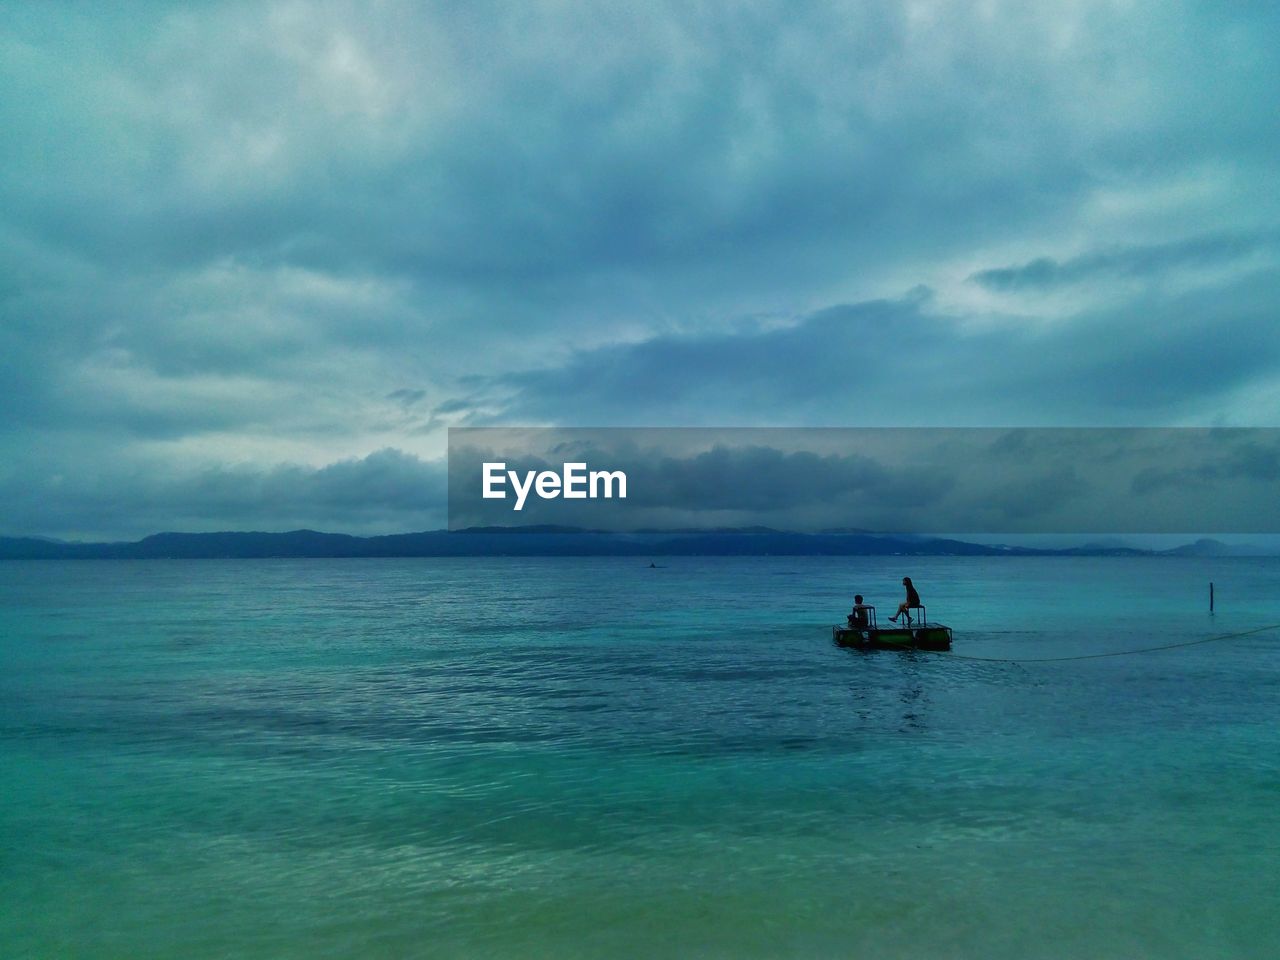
xmin=2 ymin=556 xmax=1279 ymax=959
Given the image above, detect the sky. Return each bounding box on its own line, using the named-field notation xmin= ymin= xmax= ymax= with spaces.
xmin=2 ymin=1 xmax=1278 ymax=540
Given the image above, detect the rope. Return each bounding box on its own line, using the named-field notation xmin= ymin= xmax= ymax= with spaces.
xmin=933 ymin=623 xmax=1280 ymax=664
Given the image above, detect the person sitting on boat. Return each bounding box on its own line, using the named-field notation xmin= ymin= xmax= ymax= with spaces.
xmin=889 ymin=577 xmax=921 ymax=623
xmin=848 ymin=595 xmax=871 ymax=628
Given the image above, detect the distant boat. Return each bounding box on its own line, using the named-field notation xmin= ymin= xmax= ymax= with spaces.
xmin=832 ymin=604 xmax=952 ymax=651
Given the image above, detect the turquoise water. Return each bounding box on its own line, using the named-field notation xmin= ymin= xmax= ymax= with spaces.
xmin=3 ymin=556 xmax=1279 ymax=959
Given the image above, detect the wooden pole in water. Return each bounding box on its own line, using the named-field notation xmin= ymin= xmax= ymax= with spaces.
xmin=1210 ymin=581 xmax=1215 ymax=613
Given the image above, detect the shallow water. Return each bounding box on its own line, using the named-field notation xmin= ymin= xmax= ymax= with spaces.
xmin=3 ymin=556 xmax=1279 ymax=959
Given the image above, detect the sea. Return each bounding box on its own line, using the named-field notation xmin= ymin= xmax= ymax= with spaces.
xmin=2 ymin=555 xmax=1278 ymax=959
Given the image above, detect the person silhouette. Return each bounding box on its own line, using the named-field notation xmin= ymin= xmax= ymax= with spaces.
xmin=848 ymin=594 xmax=871 ymax=628
xmin=889 ymin=577 xmax=921 ymax=624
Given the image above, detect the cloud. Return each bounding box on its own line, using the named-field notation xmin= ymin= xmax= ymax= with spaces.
xmin=969 ymin=231 xmax=1280 ymax=292
xmin=1131 ymin=432 xmax=1280 ymax=495
xmin=455 ymin=269 xmax=1280 ymax=427
xmin=0 ymin=448 xmax=446 ymax=541
xmin=447 ymin=427 xmax=1280 ymax=533
xmin=1 ymin=1 xmax=1278 ymax=536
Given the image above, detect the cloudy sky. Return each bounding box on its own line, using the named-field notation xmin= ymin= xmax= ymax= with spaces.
xmin=449 ymin=428 xmax=1280 ymax=534
xmin=2 ymin=1 xmax=1278 ymax=539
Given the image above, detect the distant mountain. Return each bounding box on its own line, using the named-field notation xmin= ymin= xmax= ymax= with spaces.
xmin=0 ymin=529 xmax=1271 ymax=559
xmin=631 ymin=525 xmax=787 ymax=536
xmin=1162 ymin=538 xmax=1271 ymax=557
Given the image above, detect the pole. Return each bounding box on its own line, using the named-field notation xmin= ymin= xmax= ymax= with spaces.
xmin=1210 ymin=581 xmax=1214 ymax=614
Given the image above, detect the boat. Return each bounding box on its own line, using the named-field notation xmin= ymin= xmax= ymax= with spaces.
xmin=832 ymin=603 xmax=952 ymax=652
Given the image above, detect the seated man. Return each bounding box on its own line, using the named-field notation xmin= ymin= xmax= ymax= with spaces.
xmin=848 ymin=595 xmax=871 ymax=628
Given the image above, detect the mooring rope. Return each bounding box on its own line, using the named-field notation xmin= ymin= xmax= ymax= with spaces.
xmin=934 ymin=623 xmax=1280 ymax=664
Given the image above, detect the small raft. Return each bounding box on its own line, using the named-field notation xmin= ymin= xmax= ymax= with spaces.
xmin=832 ymin=604 xmax=952 ymax=652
